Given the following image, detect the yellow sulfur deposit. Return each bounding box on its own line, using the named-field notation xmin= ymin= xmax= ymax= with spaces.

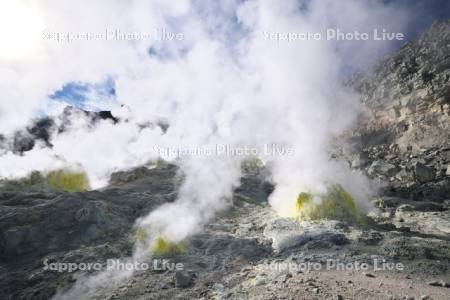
xmin=46 ymin=169 xmax=90 ymax=192
xmin=151 ymin=236 xmax=187 ymax=256
xmin=295 ymin=184 xmax=361 ymax=223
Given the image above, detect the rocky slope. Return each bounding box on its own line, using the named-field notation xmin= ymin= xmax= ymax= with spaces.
xmin=342 ymin=20 xmax=450 ymax=202
xmin=350 ymin=21 xmax=449 ymax=151
xmin=0 ymin=106 xmax=118 ymax=154
xmin=0 ymin=164 xmax=178 ymax=299
xmin=0 ymin=106 xmax=169 ymax=155
xmin=1 ymin=21 xmax=450 ymax=300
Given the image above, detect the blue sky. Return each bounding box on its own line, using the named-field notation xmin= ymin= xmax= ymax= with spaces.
xmin=49 ymin=78 xmax=116 ymax=111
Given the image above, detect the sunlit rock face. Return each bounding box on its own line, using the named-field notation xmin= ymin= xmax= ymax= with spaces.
xmin=342 ymin=20 xmax=450 ymax=202
xmin=349 ymin=21 xmax=450 ymax=153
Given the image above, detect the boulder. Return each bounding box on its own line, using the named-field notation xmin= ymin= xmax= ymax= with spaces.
xmin=367 ymin=160 xmax=398 ymax=177
xmin=351 ymin=153 xmax=368 ymax=168
xmin=173 ymin=271 xmax=195 ymax=288
xmin=413 ymin=162 xmax=435 ymax=183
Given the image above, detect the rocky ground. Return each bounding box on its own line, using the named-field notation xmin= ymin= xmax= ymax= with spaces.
xmin=0 ymin=164 xmax=178 ymax=299
xmin=0 ymin=21 xmax=449 ymax=300
xmin=1 ymin=161 xmax=449 ymax=300
xmin=90 ymin=186 xmax=450 ymax=300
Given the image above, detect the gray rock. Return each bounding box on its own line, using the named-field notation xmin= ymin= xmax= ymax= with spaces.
xmin=395 ymin=169 xmax=413 ymax=182
xmin=109 ymin=166 xmax=156 ymax=185
xmin=358 ymin=230 xmax=383 ymax=245
xmin=351 ymin=153 xmax=368 ymax=168
xmin=427 ymin=280 xmax=450 ymax=288
xmin=414 ymin=162 xmax=435 ymax=183
xmin=75 ymin=201 xmax=109 ymax=224
xmin=174 ymin=271 xmax=195 ymax=288
xmin=264 ymin=219 xmax=349 ymax=252
xmin=396 ymin=204 xmax=415 ymax=213
xmin=2 ymin=227 xmax=28 ymax=250
xmin=394 ymin=204 xmax=415 ymax=221
xmin=253 ymin=276 xmax=267 ymax=286
xmin=368 ymin=160 xmax=398 ymax=177
xmin=382 ymin=237 xmax=450 ymax=260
